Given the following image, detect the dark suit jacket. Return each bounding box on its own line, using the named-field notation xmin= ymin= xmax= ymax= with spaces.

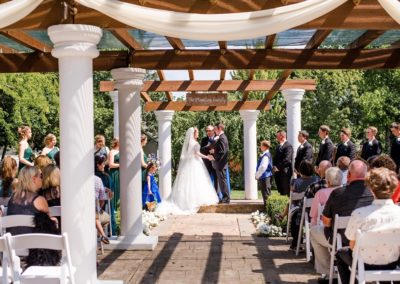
xmin=273 ymin=141 xmax=293 ymax=173
xmin=315 ymin=137 xmax=334 ymax=166
xmin=213 ymin=133 xmax=229 ymax=170
xmin=200 ymin=136 xmax=215 ymax=172
xmin=390 ymin=137 xmax=400 ymax=169
xmin=334 ymin=140 xmax=356 ymax=164
xmin=294 ymin=141 xmax=313 ymax=172
xmin=360 ymin=139 xmax=382 ymax=161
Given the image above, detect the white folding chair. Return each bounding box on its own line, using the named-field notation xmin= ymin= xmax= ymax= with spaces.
xmin=104 ymin=198 xmax=113 ymax=237
xmin=329 ymin=214 xmax=351 ymax=284
xmin=350 ymin=229 xmax=400 ymax=284
xmin=49 ymin=206 xmax=61 ymax=217
xmin=6 ymin=232 xmax=75 ymax=284
xmin=285 ymin=191 xmax=303 ymax=243
xmin=0 ymin=234 xmax=14 ymax=283
xmin=317 ymin=204 xmax=325 ymax=227
xmin=0 ymin=215 xmax=35 ymax=236
xmin=296 ymin=197 xmax=313 ymax=260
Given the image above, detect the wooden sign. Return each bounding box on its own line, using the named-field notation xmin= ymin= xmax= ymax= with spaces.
xmin=99 ymin=81 xmax=115 ymax=92
xmin=186 ymin=93 xmax=227 ymax=106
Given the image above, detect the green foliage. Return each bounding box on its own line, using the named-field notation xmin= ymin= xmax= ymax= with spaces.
xmin=266 ymin=192 xmax=288 ymax=228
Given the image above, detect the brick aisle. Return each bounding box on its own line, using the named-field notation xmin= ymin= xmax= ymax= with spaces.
xmin=97 ymin=213 xmax=319 ymax=283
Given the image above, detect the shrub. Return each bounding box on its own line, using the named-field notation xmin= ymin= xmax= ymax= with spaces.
xmin=266 ymin=192 xmax=289 ymax=228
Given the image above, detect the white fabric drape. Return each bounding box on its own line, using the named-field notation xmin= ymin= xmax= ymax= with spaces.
xmin=378 ymin=0 xmax=400 ymax=24
xmin=0 ymin=0 xmax=43 ymax=29
xmin=76 ymin=0 xmax=347 ymax=41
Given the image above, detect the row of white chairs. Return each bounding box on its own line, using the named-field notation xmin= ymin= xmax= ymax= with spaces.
xmin=0 ymin=232 xmax=75 ymax=284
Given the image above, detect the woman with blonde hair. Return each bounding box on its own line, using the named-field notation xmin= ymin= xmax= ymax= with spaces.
xmin=41 ymin=164 xmax=60 ymax=207
xmin=34 ymin=155 xmax=53 ymax=172
xmin=0 ymin=156 xmax=18 ymax=198
xmin=42 ymin=133 xmax=59 ymax=162
xmin=18 ymin=125 xmax=34 ymax=171
xmin=7 ymin=166 xmax=56 ymax=235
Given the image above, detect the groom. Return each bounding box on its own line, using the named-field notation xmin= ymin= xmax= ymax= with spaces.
xmin=200 ymin=125 xmax=218 ymax=192
xmin=209 ymin=122 xmax=230 ymax=204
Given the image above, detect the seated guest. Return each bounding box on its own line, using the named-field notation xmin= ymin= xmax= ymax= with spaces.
xmin=310 ymin=160 xmax=373 ymax=283
xmin=7 ymin=166 xmax=57 ymax=235
xmin=0 ymin=156 xmax=18 ymax=199
xmin=34 ymin=155 xmax=53 ymax=172
xmin=336 ymin=167 xmax=400 ymax=284
xmin=336 ymin=156 xmax=350 ymax=185
xmin=310 ymin=167 xmax=343 ymax=226
xmin=95 ymin=175 xmax=110 ymax=244
xmin=360 ymin=126 xmax=382 ymax=161
xmin=305 ymin=160 xmax=332 ymax=198
xmin=40 ymin=164 xmax=60 ymax=207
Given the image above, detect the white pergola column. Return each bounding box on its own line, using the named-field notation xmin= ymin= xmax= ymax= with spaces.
xmin=109 ymin=68 xmax=157 ymax=250
xmin=109 ymin=90 xmax=119 ymax=138
xmin=282 ymin=89 xmax=305 ymax=157
xmin=154 ymin=111 xmax=174 ymax=199
xmin=48 ymin=24 xmax=102 ymax=284
xmin=239 ymin=110 xmax=260 ymax=200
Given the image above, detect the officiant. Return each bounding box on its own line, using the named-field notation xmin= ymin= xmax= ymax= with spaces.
xmin=200 ymin=125 xmax=218 ymax=192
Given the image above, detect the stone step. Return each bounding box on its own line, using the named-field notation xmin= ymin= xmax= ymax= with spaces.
xmin=198 ymin=199 xmax=264 ymax=213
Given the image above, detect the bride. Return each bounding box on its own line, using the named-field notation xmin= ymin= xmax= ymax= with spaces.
xmin=158 ymin=127 xmax=219 ymax=214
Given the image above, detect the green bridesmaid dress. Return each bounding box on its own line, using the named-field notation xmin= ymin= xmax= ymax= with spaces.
xmin=110 ymin=152 xmax=120 ymax=210
xmin=18 ymin=146 xmax=33 ymax=171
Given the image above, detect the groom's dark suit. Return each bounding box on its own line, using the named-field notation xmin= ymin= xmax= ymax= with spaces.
xmin=200 ymin=135 xmax=218 ymax=191
xmin=213 ymin=132 xmax=229 ymax=201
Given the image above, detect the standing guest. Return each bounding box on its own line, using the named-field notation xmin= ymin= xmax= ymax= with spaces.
xmin=18 ymin=126 xmax=34 ymax=171
xmin=315 ymin=125 xmax=334 ymax=167
xmin=255 ymin=140 xmax=273 ymax=208
xmin=360 ymin=126 xmax=382 ymax=161
xmin=294 ymin=130 xmax=313 ymax=174
xmin=7 ymin=166 xmax=57 ymax=235
xmin=273 ymin=130 xmax=293 ymax=196
xmin=141 ymin=134 xmax=149 ymax=182
xmin=336 ymin=156 xmax=350 ymax=185
xmin=310 ymin=160 xmax=373 ymax=283
xmin=0 ymin=156 xmax=18 ymax=199
xmin=200 ymin=125 xmax=217 ymax=191
xmin=54 ymin=151 xmax=60 ymax=168
xmin=336 ymin=168 xmax=400 ymax=284
xmin=389 ymin=122 xmax=400 ymax=172
xmin=40 ymin=164 xmax=60 ymax=207
xmin=34 ymin=155 xmax=53 ymax=172
xmin=334 ymin=127 xmax=356 ymax=164
xmin=305 ymin=160 xmax=332 ymax=198
xmin=94 ymin=134 xmax=109 ymax=160
xmin=41 ymin=134 xmax=59 ymax=162
xmin=142 ymin=162 xmax=162 ymax=209
xmin=108 ymin=138 xmax=119 ymax=233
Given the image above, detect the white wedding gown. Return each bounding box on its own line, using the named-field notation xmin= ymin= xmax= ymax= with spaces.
xmin=157 ymin=127 xmax=219 ymax=214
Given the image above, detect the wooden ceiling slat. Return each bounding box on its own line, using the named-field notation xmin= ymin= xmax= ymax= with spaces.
xmin=166 ymin=37 xmax=185 ymax=51
xmin=142 ymin=79 xmax=316 ymax=92
xmin=156 ymin=70 xmax=173 ymax=101
xmin=140 ymin=92 xmax=153 ymax=102
xmin=348 ymin=30 xmax=386 ymax=49
xmin=110 ymin=28 xmax=143 ymax=50
xmin=265 ymin=69 xmax=293 ymax=101
xmin=305 ymin=30 xmax=332 ymax=49
xmin=188 ymin=70 xmax=194 ymax=80
xmin=0 ymin=30 xmax=51 ymax=52
xmin=392 ymin=40 xmax=400 ymax=49
xmin=243 ymin=69 xmax=256 ymax=100
xmin=144 ymin=100 xmax=270 ymax=112
xmin=265 ymin=34 xmax=276 ymax=49
xmin=0 ymin=49 xmax=399 ymax=73
xmin=220 ymin=70 xmax=226 ymax=80
xmin=0 ymin=44 xmax=17 ymax=53
xmin=218 ymin=41 xmax=227 ymax=53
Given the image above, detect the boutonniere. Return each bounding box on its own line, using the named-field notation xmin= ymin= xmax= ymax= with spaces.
xmin=397 ymin=137 xmax=400 ymax=142
xmin=321 ymin=140 xmax=325 ymax=145
xmin=368 ymin=141 xmax=373 ymax=146
xmin=300 ymin=145 xmax=304 ymax=149
xmin=343 ymin=142 xmax=348 ymax=147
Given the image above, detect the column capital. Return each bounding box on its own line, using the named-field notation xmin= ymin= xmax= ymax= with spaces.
xmin=48 ymin=24 xmax=102 ymax=58
xmin=282 ymin=88 xmax=305 ymax=102
xmin=109 ymin=90 xmax=119 ymax=103
xmin=111 ymin=68 xmax=146 ymax=91
xmin=239 ymin=110 xmax=260 ymax=121
xmin=155 ymin=110 xmax=175 ymax=122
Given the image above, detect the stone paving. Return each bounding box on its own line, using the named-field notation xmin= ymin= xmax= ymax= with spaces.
xmin=97 ymin=213 xmax=319 ymax=283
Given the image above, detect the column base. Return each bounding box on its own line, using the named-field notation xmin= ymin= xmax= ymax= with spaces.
xmin=105 ymin=234 xmax=158 ymax=250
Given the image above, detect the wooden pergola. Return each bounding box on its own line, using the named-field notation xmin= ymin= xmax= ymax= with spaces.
xmin=0 ymin=0 xmax=399 ymax=111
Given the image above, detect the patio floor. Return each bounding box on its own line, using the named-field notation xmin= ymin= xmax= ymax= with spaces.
xmin=97 ymin=213 xmax=320 ymax=283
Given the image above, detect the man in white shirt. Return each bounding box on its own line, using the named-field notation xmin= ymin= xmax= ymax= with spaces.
xmin=255 ymin=140 xmax=273 ymax=208
xmin=336 ymin=167 xmax=400 ymax=284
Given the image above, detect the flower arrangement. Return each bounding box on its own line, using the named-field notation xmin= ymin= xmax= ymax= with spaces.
xmin=250 ymin=210 xmax=283 ymax=237
xmin=142 ymin=210 xmax=166 ymax=236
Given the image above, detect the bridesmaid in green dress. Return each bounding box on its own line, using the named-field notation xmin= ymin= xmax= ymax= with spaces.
xmin=108 ymin=138 xmax=120 ymax=211
xmin=18 ymin=126 xmax=34 ymax=171
xmin=41 ymin=133 xmax=60 ymax=163
xmin=141 ymin=134 xmax=149 ymax=183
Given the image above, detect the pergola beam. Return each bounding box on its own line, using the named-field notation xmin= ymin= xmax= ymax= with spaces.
xmin=243 ymin=70 xmax=256 ymax=100
xmin=265 ymin=69 xmax=293 ymax=101
xmin=140 ymin=92 xmax=153 ymax=102
xmin=156 ymin=70 xmax=173 ymax=101
xmin=348 ymin=30 xmax=386 ymax=49
xmin=0 ymin=49 xmax=398 ymax=73
xmin=166 ymin=37 xmax=185 ymax=51
xmin=0 ymin=30 xmax=52 ymax=52
xmin=144 ymin=100 xmax=271 ymax=112
xmin=110 ymin=28 xmax=143 ymax=50
xmin=305 ymin=30 xmax=332 ymax=49
xmin=265 ymin=35 xmax=276 ymax=49
xmin=0 ymin=44 xmax=17 ymax=53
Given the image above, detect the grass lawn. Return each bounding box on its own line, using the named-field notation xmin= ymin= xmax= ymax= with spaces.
xmin=230 ymin=189 xmax=280 ymax=200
